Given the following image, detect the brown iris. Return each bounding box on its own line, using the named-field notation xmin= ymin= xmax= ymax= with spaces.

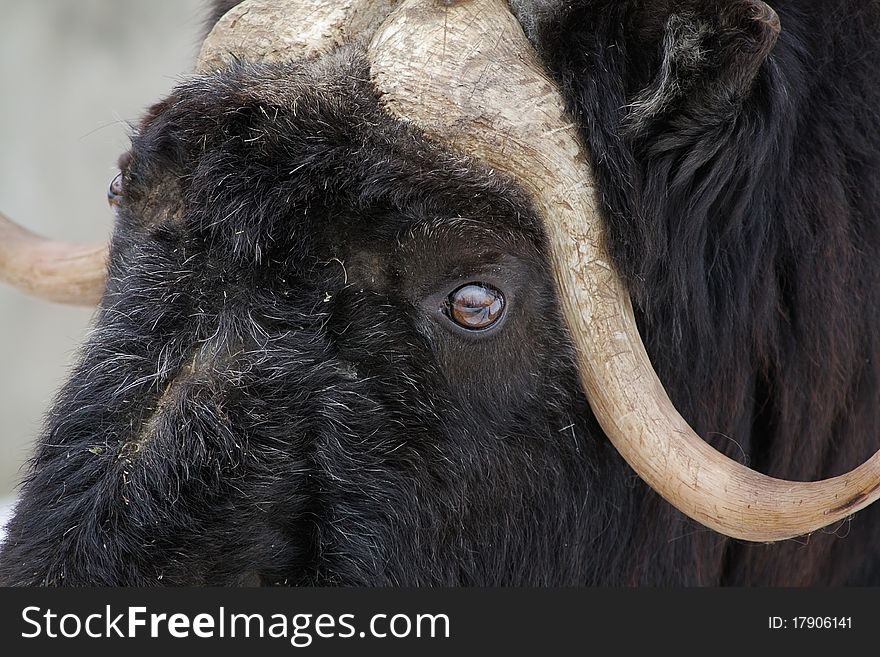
xmin=445 ymin=283 xmax=505 ymax=330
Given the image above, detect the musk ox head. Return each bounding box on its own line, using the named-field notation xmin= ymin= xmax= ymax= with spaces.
xmin=1 ymin=0 xmax=879 ymax=585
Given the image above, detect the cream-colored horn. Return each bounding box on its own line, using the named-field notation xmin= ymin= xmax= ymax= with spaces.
xmin=367 ymin=0 xmax=880 ymax=541
xmin=197 ymin=0 xmax=399 ymax=72
xmin=0 ymin=211 xmax=107 ymax=306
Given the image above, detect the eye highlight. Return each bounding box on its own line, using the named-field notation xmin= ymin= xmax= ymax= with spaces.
xmin=444 ymin=283 xmax=505 ymax=331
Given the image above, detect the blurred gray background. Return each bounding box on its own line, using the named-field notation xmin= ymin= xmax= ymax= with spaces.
xmin=0 ymin=0 xmax=208 ymax=515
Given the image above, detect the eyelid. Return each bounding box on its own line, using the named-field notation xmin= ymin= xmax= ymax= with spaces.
xmin=117 ymin=150 xmax=133 ymax=171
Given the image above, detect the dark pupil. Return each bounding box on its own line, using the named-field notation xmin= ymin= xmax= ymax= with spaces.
xmin=448 ymin=283 xmax=504 ymax=330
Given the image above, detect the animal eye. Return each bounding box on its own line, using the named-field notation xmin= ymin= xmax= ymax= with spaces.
xmin=107 ymin=172 xmax=124 ymax=209
xmin=445 ymin=283 xmax=505 ymax=331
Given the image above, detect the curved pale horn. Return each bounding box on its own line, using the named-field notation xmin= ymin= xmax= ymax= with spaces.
xmin=198 ymin=0 xmax=399 ymax=72
xmin=368 ymin=0 xmax=880 ymax=541
xmin=0 ymin=211 xmax=107 ymax=306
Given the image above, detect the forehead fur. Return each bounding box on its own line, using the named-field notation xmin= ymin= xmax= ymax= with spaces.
xmin=121 ymin=45 xmax=545 ymax=268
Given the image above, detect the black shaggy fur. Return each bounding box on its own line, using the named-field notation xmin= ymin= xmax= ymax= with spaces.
xmin=1 ymin=0 xmax=878 ymax=586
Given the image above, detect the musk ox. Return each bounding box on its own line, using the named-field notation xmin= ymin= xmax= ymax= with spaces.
xmin=0 ymin=0 xmax=879 ymax=586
